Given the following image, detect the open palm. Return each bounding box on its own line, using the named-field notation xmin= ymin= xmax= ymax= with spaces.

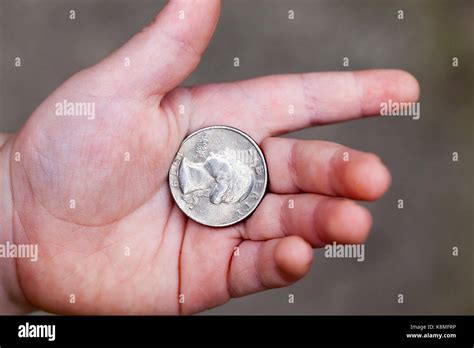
xmin=5 ymin=0 xmax=418 ymax=314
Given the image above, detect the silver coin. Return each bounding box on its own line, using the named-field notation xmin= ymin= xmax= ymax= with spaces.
xmin=169 ymin=125 xmax=268 ymax=227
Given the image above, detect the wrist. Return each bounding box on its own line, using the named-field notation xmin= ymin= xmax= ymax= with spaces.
xmin=0 ymin=134 xmax=34 ymax=313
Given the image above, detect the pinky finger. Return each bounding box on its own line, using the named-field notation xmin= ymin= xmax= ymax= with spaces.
xmin=228 ymin=236 xmax=313 ymax=298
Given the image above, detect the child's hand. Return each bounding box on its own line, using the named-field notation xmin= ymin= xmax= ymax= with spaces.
xmin=0 ymin=0 xmax=419 ymax=314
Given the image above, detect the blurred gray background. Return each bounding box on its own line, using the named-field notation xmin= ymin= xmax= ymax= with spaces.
xmin=1 ymin=0 xmax=472 ymax=314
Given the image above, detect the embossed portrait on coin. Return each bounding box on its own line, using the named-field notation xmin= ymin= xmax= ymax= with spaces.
xmin=178 ymin=149 xmax=255 ymax=205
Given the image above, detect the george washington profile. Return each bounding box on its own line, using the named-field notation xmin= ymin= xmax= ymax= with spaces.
xmin=178 ymin=149 xmax=255 ymax=205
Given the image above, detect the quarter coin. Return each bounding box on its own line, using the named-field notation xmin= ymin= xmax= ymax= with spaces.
xmin=168 ymin=125 xmax=268 ymax=227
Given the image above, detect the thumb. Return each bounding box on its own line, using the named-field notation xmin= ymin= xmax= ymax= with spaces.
xmin=88 ymin=0 xmax=220 ymax=99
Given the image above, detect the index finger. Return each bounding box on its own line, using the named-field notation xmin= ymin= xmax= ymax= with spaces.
xmin=191 ymin=69 xmax=420 ymax=139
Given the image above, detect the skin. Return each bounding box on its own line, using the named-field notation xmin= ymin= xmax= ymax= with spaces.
xmin=0 ymin=0 xmax=419 ymax=314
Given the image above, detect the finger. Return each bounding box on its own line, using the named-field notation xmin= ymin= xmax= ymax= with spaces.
xmin=240 ymin=193 xmax=372 ymax=247
xmin=191 ymin=69 xmax=419 ymax=138
xmin=262 ymin=137 xmax=391 ymax=200
xmin=89 ymin=0 xmax=221 ymax=98
xmin=0 ymin=133 xmax=11 ymax=148
xmin=228 ymin=236 xmax=313 ymax=298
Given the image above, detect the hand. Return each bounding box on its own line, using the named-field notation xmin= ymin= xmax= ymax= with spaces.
xmin=0 ymin=0 xmax=419 ymax=314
